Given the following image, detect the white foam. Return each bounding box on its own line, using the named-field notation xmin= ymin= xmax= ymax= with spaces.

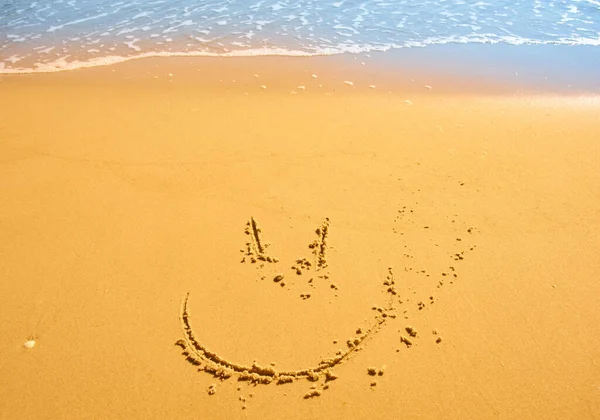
xmin=6 ymin=34 xmax=27 ymax=42
xmin=47 ymin=12 xmax=109 ymax=33
xmin=5 ymin=55 xmax=25 ymax=64
xmin=124 ymin=39 xmax=141 ymax=51
xmin=333 ymin=24 xmax=359 ymax=34
xmin=580 ymin=0 xmax=600 ymax=6
xmin=117 ymin=27 xmax=139 ymax=36
xmin=163 ymin=20 xmax=194 ymax=34
xmin=0 ymin=48 xmax=328 ymax=74
xmin=133 ymin=11 xmax=151 ymax=20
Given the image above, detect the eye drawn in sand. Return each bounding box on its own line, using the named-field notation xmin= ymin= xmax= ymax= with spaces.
xmin=309 ymin=217 xmax=330 ymax=271
xmin=290 ymin=218 xmax=339 ymax=293
xmin=240 ymin=217 xmax=278 ymax=265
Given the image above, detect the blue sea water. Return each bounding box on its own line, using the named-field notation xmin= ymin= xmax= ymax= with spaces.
xmin=0 ymin=0 xmax=599 ymax=73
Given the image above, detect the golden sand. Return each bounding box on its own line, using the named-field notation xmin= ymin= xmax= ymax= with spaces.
xmin=0 ymin=56 xmax=599 ymax=419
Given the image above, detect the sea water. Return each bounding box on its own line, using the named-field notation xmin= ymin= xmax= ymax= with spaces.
xmin=1 ymin=0 xmax=599 ymax=73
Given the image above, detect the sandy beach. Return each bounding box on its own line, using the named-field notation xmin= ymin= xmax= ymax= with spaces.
xmin=1 ymin=55 xmax=599 ymax=419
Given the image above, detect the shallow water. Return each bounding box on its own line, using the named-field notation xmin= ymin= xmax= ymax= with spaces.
xmin=1 ymin=0 xmax=599 ymax=73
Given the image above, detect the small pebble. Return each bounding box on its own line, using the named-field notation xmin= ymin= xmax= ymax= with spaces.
xmin=23 ymin=340 xmax=36 ymax=349
xmin=343 ymin=80 xmax=354 ymax=86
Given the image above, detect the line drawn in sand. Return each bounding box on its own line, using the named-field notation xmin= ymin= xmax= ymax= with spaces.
xmin=240 ymin=217 xmax=278 ymax=265
xmin=176 ymin=263 xmax=399 ymax=400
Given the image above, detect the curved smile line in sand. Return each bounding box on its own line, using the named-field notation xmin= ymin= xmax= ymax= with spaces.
xmin=176 ymin=218 xmax=403 ymax=390
xmin=176 ymin=288 xmax=396 ymax=385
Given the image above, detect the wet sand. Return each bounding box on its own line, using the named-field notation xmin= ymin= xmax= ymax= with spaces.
xmin=0 ymin=55 xmax=599 ymax=419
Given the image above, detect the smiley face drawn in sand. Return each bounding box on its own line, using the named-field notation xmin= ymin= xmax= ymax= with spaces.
xmin=176 ymin=213 xmax=477 ymax=400
xmin=176 ymin=218 xmax=400 ymax=395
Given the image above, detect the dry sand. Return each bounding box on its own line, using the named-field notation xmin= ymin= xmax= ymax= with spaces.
xmin=0 ymin=56 xmax=599 ymax=419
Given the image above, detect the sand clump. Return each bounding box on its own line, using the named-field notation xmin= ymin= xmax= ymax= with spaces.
xmin=405 ymin=326 xmax=417 ymax=337
xmin=291 ymin=258 xmax=312 ymax=275
xmin=367 ymin=366 xmax=385 ymax=376
xmin=303 ymin=389 xmax=322 ymax=399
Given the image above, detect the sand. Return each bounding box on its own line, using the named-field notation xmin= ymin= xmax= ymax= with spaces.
xmin=0 ymin=55 xmax=599 ymax=419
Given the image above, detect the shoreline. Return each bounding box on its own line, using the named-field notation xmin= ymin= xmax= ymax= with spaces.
xmin=2 ymin=43 xmax=600 ymax=95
